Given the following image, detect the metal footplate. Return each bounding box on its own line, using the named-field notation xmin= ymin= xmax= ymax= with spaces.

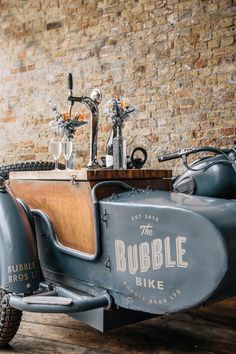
xmin=23 ymin=296 xmax=73 ymax=306
xmin=6 ymin=283 xmax=112 ymax=314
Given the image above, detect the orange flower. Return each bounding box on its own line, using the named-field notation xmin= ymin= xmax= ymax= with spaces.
xmin=78 ymin=113 xmax=86 ymax=121
xmin=120 ymin=100 xmax=126 ymax=109
xmin=63 ymin=112 xmax=69 ymax=121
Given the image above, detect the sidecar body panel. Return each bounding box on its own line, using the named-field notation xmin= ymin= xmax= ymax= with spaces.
xmin=8 ymin=170 xmax=236 ymax=318
xmin=100 ymin=190 xmax=235 ymax=314
xmin=32 ymin=189 xmax=236 ymax=315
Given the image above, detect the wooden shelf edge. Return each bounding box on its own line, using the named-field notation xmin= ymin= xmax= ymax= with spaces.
xmin=9 ymin=168 xmax=172 ymax=181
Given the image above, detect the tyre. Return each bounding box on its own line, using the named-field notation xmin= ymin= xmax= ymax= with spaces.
xmin=0 ymin=289 xmax=22 ymax=348
xmin=0 ymin=161 xmax=65 ymax=180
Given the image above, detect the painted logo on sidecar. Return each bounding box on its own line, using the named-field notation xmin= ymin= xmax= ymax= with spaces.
xmin=113 ymin=213 xmax=189 ymax=306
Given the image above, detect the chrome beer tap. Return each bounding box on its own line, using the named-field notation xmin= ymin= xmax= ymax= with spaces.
xmin=68 ymin=73 xmax=74 ymax=120
xmin=67 ymin=73 xmax=102 ymax=168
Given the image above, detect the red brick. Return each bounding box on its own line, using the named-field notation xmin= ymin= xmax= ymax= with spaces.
xmin=27 ymin=64 xmax=36 ymax=71
xmin=194 ymin=58 xmax=207 ymax=69
xmin=0 ymin=117 xmax=16 ymax=123
xmin=0 ymin=0 xmax=235 ymax=176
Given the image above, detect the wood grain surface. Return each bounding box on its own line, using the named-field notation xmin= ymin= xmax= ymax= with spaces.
xmin=10 ymin=180 xmax=96 ymax=254
xmin=1 ymin=298 xmax=235 ymax=354
xmin=9 ymin=168 xmax=172 ymax=181
xmin=9 ymin=169 xmax=172 ymax=254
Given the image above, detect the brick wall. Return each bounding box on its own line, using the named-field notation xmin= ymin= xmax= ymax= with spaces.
xmin=0 ymin=0 xmax=235 ymax=173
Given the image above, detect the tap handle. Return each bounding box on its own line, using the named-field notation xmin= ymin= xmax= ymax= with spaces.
xmin=68 ymin=73 xmax=73 ymax=95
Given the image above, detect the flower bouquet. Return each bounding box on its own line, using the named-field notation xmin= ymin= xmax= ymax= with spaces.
xmin=103 ymin=98 xmax=137 ymax=127
xmin=49 ymin=102 xmax=87 ymax=140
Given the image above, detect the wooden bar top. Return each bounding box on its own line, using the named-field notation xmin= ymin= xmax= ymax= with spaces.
xmin=9 ymin=168 xmax=172 ymax=181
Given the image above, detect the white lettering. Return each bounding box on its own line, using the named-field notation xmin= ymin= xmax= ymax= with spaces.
xmin=176 ymin=236 xmax=188 ymax=268
xmin=140 ymin=224 xmax=153 ymax=236
xmin=7 ymin=262 xmax=37 ymax=273
xmin=115 ymin=236 xmax=188 ymax=274
xmin=152 ymin=239 xmax=163 ymax=269
xmin=136 ymin=277 xmax=164 ymax=290
xmin=127 ymin=245 xmax=139 ymax=274
xmin=165 ymin=237 xmax=176 ymax=267
xmin=115 ymin=240 xmax=126 ymax=272
xmin=140 ymin=242 xmax=150 ymax=273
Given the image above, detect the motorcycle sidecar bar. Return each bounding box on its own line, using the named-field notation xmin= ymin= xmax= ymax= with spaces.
xmin=3 ymin=168 xmax=236 ymax=332
xmin=6 ymin=168 xmax=171 ymax=331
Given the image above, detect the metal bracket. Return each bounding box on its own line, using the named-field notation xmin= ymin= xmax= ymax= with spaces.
xmin=105 ymin=256 xmax=111 ymax=272
xmin=129 ymin=188 xmax=140 ymax=196
xmin=70 ymin=175 xmax=79 ymax=185
xmin=110 ymin=193 xmax=119 ymax=201
xmin=146 ymin=186 xmax=153 ymax=192
xmin=101 ymin=209 xmax=109 ymax=228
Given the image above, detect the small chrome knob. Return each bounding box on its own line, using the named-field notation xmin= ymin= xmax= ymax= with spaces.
xmin=90 ymin=88 xmax=102 ymax=104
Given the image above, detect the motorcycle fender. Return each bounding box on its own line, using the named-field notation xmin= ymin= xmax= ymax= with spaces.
xmin=0 ymin=186 xmax=41 ymax=294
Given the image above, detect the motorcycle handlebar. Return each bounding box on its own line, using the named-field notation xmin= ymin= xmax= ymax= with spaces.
xmin=158 ymin=149 xmax=195 ymax=162
xmin=158 ymin=146 xmax=233 ymax=163
xmin=158 ymin=152 xmax=184 ymax=162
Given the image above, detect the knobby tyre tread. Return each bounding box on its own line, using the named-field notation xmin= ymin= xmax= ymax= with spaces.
xmin=0 ymin=161 xmax=65 ymax=180
xmin=0 ymin=290 xmax=22 ymax=348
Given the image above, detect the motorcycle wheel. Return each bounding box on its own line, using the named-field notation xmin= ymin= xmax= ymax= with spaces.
xmin=0 ymin=289 xmax=22 ymax=348
xmin=0 ymin=161 xmax=65 ymax=180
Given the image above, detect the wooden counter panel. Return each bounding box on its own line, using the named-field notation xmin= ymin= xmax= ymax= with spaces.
xmin=9 ymin=168 xmax=172 ymax=255
xmin=10 ymin=181 xmax=95 ymax=254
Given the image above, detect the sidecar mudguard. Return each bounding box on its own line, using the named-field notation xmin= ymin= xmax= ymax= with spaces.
xmin=173 ymin=153 xmax=236 ymax=198
xmin=0 ymin=181 xmax=41 ymax=294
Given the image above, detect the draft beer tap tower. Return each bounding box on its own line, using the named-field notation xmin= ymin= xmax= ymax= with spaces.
xmin=67 ymin=73 xmax=102 ymax=168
